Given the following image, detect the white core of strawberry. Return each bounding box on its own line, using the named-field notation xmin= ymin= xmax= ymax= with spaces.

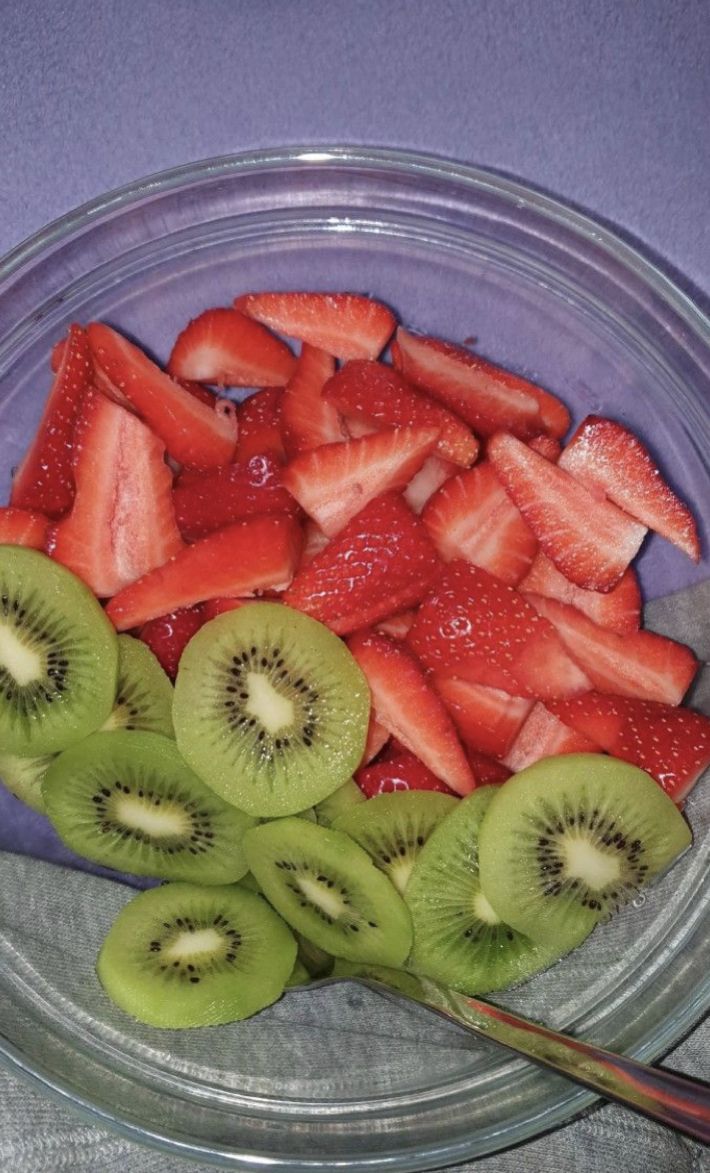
xmin=164 ymin=928 xmax=223 ymax=962
xmin=0 ymin=625 xmax=42 ymax=686
xmin=561 ymin=834 xmax=622 ymax=890
xmin=245 ymin=672 xmax=294 ymax=734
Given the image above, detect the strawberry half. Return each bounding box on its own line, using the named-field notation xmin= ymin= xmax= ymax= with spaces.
xmin=547 ymin=692 xmax=710 ymax=802
xmin=11 ymin=324 xmax=92 ymax=517
xmin=403 ymin=455 xmax=458 ymax=514
xmin=284 ymin=492 xmax=441 ymax=636
xmin=361 ymin=716 xmax=390 ymax=765
xmin=234 ymin=292 xmax=396 ymax=361
xmin=408 ymin=561 xmax=591 ymax=699
xmin=282 ymin=425 xmax=439 ymax=537
xmin=139 ymin=605 xmax=206 ymax=679
xmin=322 ymin=360 xmax=479 ymax=466
xmin=433 ymin=676 xmax=534 ymax=759
xmin=348 ymin=630 xmax=475 ymax=795
xmin=356 ymin=749 xmax=459 ymax=798
xmin=527 ymin=435 xmax=562 ymax=461
xmin=519 ymin=552 xmax=641 ymax=635
xmin=524 ymin=592 xmax=698 ymax=706
xmin=375 ymin=609 xmax=417 ymax=639
xmin=236 ymin=388 xmax=287 ymax=464
xmin=465 ymin=752 xmax=512 ymax=785
xmin=488 ymin=431 xmax=647 ymax=591
xmin=88 ymin=323 xmax=237 ymax=469
xmin=502 ymin=702 xmax=601 ymax=772
xmin=280 ymin=344 xmax=345 ymax=456
xmin=422 ymin=461 xmax=537 ymax=585
xmin=0 ymin=507 xmax=49 ymax=550
xmin=173 ymin=454 xmax=299 ymax=542
xmin=558 ymin=416 xmax=700 ymax=561
xmin=168 ymin=306 xmax=295 ymax=387
xmin=51 ymin=391 xmax=183 ymax=597
xmin=106 ymin=512 xmax=301 ymax=631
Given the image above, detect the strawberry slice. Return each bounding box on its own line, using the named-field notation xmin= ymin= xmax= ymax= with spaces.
xmin=284 ymin=492 xmax=441 ymax=636
xmin=356 ymin=749 xmax=459 ymax=798
xmin=408 ymin=561 xmax=591 ymax=699
xmin=282 ymin=426 xmax=439 ymax=537
xmin=422 ymin=461 xmax=537 ymax=585
xmin=172 ymin=377 xmax=221 ymax=408
xmin=322 ymin=360 xmax=479 ymax=466
xmin=558 ymin=416 xmax=700 ymax=561
xmin=502 ymin=702 xmax=601 ymax=772
xmin=524 ymin=592 xmax=698 ymax=705
xmin=168 ymin=307 xmax=295 ymax=387
xmin=11 ymin=324 xmax=92 ymax=517
xmin=236 ymin=388 xmax=287 ymax=464
xmin=50 ymin=391 xmax=183 ymax=597
xmin=433 ymin=676 xmax=534 ymax=759
xmin=87 ymin=323 xmax=237 ymax=469
xmin=375 ymin=609 xmax=417 ymax=639
xmin=465 ymin=752 xmax=512 ymax=785
xmin=298 ymin=520 xmax=330 ymax=569
xmin=488 ymin=431 xmax=647 ymax=591
xmin=393 ymin=328 xmax=570 ymax=438
xmin=361 ymin=716 xmax=390 ymax=765
xmin=403 ymin=454 xmax=458 ymax=514
xmin=348 ymin=630 xmax=475 ymax=795
xmin=519 ymin=552 xmax=641 ymax=635
xmin=139 ymin=605 xmax=206 ymax=679
xmin=546 ymin=692 xmax=710 ymax=802
xmin=234 ymin=292 xmax=396 ymax=361
xmin=201 ymin=597 xmax=248 ymax=621
xmin=173 ymin=453 xmax=299 ymax=542
xmin=0 ymin=507 xmax=49 ymax=550
xmin=527 ymin=435 xmax=562 ymax=461
xmin=280 ymin=344 xmax=346 ymax=456
xmin=106 ymin=512 xmax=302 ymax=631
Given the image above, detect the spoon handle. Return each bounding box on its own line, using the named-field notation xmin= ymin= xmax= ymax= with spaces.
xmin=359 ymin=978 xmax=710 ymax=1144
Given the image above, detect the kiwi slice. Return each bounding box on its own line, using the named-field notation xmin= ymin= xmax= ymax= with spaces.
xmin=477 ymin=754 xmax=692 ymax=946
xmin=42 ymin=730 xmax=255 ymax=884
xmin=102 ymin=636 xmax=174 ymax=737
xmin=405 ymin=787 xmax=582 ymax=994
xmin=285 ymin=958 xmax=311 ymax=989
xmin=332 ymin=958 xmax=426 ymax=1000
xmin=97 ymin=881 xmax=296 ymax=1027
xmin=173 ymin=603 xmax=370 ymax=817
xmin=0 ymin=750 xmax=55 ymax=814
xmin=314 ymin=778 xmax=366 ymax=827
xmin=333 ymin=792 xmax=457 ymax=895
xmin=243 ymin=817 xmax=413 ymax=966
xmin=295 ymin=932 xmax=334 ymax=978
xmin=0 ymin=546 xmax=118 ymax=754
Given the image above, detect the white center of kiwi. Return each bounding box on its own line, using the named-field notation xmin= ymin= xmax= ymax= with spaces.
xmin=245 ymin=671 xmax=294 ymax=734
xmin=115 ymin=795 xmax=190 ymax=838
xmin=163 ymin=927 xmax=222 ymax=961
xmin=0 ymin=624 xmax=43 ymax=686
xmin=389 ymin=858 xmax=414 ymax=896
xmin=561 ymin=834 xmax=622 ymax=890
xmin=296 ymin=875 xmax=348 ymax=919
xmin=473 ymin=890 xmax=502 ymax=925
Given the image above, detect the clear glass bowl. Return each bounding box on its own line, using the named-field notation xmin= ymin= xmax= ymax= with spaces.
xmin=0 ymin=146 xmax=708 ymax=1170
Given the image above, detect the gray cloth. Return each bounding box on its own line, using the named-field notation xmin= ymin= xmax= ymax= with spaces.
xmin=0 ymin=582 xmax=709 ymax=1172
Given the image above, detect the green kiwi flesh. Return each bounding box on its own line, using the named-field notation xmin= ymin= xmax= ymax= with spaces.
xmin=173 ymin=604 xmax=370 ymax=817
xmin=0 ymin=546 xmax=118 ymax=754
xmin=285 ymin=958 xmax=311 ymax=988
xmin=97 ymin=881 xmax=296 ymax=1027
xmin=405 ymin=787 xmax=583 ymax=994
xmin=477 ymin=754 xmax=692 ymax=946
xmin=102 ymin=636 xmax=174 ymax=737
xmin=314 ymin=778 xmax=366 ymax=826
xmin=333 ymin=791 xmax=457 ymax=895
xmin=42 ymin=730 xmax=255 ymax=883
xmin=0 ymin=750 xmax=55 ymax=813
xmin=332 ymin=959 xmax=426 ymax=1000
xmin=243 ymin=817 xmax=413 ymax=966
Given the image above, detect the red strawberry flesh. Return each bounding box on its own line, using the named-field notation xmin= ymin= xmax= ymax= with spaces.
xmin=139 ymin=605 xmax=206 ymax=680
xmin=235 ymin=291 xmax=396 ymax=361
xmin=173 ymin=454 xmax=299 ymax=542
xmin=280 ymin=344 xmax=345 ymax=456
xmin=0 ymin=507 xmax=49 ymax=550
xmin=519 ymin=552 xmax=641 ymax=635
xmin=168 ymin=306 xmax=295 ymax=387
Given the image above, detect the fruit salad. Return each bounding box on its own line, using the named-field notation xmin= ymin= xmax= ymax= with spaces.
xmin=0 ymin=290 xmax=708 ymax=1029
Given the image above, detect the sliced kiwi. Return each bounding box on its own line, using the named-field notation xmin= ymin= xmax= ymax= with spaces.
xmin=285 ymin=958 xmax=311 ymax=989
xmin=97 ymin=881 xmax=296 ymax=1027
xmin=102 ymin=636 xmax=174 ymax=737
xmin=332 ymin=958 xmax=426 ymax=1000
xmin=333 ymin=792 xmax=457 ymax=895
xmin=0 ymin=750 xmax=55 ymax=814
xmin=477 ymin=754 xmax=692 ymax=946
xmin=295 ymin=933 xmax=334 ymax=978
xmin=314 ymin=778 xmax=365 ymax=827
xmin=405 ymin=787 xmax=583 ymax=994
xmin=173 ymin=603 xmax=370 ymax=817
xmin=42 ymin=731 xmax=255 ymax=884
xmin=243 ymin=817 xmax=413 ymax=966
xmin=0 ymin=546 xmax=118 ymax=754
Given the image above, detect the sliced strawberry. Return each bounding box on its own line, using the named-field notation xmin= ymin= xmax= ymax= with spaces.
xmin=403 ymin=454 xmax=458 ymax=514
xmin=87 ymin=323 xmax=237 ymax=469
xmin=0 ymin=507 xmax=49 ymax=550
xmin=322 ymin=360 xmax=479 ymax=466
xmin=361 ymin=716 xmax=390 ymax=765
xmin=519 ymin=553 xmax=641 ymax=635
xmin=236 ymin=388 xmax=287 ymax=464
xmin=298 ymin=520 xmax=330 ymax=569
xmin=200 ymin=597 xmax=248 ymax=621
xmin=558 ymin=416 xmax=700 ymax=561
xmin=282 ymin=426 xmax=439 ymax=537
xmin=234 ymin=292 xmax=396 ymax=361
xmin=51 ymin=391 xmax=183 ymax=597
xmin=408 ymin=561 xmax=591 ymax=699
xmin=172 ymin=377 xmax=220 ymax=408
xmin=488 ymin=431 xmax=647 ymax=591
xmin=422 ymin=461 xmax=537 ymax=585
xmin=344 ymin=415 xmax=380 ymax=438
xmin=524 ymin=592 xmax=698 ymax=705
xmin=433 ymin=675 xmax=534 ymax=759
xmin=280 ymin=344 xmax=346 ymax=456
xmin=173 ymin=453 xmax=299 ymax=542
xmin=375 ymin=609 xmax=416 ymax=639
xmin=139 ymin=605 xmax=206 ymax=679
xmin=168 ymin=306 xmax=295 ymax=387
xmin=465 ymin=751 xmax=512 ymax=785
xmin=527 ymin=435 xmax=562 ymax=461
xmin=11 ymin=324 xmax=92 ymax=517
xmin=284 ymin=492 xmax=441 ymax=636
xmin=547 ymin=692 xmax=710 ymax=802
xmin=106 ymin=512 xmax=302 ymax=631
xmin=502 ymin=702 xmax=601 ymax=772
xmin=356 ymin=749 xmax=459 ymax=797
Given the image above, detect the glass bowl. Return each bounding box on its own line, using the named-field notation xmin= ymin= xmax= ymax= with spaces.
xmin=0 ymin=146 xmax=708 ymax=1170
